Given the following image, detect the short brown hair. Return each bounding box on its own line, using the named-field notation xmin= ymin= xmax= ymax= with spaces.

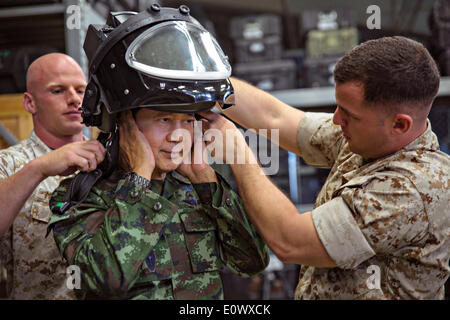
xmin=334 ymin=36 xmax=440 ymax=109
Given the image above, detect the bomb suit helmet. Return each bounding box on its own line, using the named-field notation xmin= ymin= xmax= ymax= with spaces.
xmin=82 ymin=4 xmax=235 ymax=132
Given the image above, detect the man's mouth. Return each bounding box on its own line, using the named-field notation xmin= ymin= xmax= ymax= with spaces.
xmin=161 ymin=150 xmax=182 ymax=158
xmin=64 ymin=111 xmax=82 ymax=117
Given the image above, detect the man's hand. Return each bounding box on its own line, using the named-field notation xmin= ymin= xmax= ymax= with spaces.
xmin=177 ymin=120 xmax=218 ymax=183
xmin=33 ymin=140 xmax=106 ymax=179
xmin=0 ymin=138 xmax=105 ymax=236
xmin=198 ymin=111 xmax=256 ymax=165
xmin=119 ymin=110 xmax=155 ymax=180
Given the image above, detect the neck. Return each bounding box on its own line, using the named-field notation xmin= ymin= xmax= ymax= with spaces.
xmin=370 ymin=120 xmax=428 ymax=160
xmin=395 ymin=119 xmax=428 ymax=151
xmin=34 ymin=126 xmax=84 ymax=149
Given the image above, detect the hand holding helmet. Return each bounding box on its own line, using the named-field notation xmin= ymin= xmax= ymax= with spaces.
xmin=176 ymin=120 xmax=218 ymax=184
xmin=118 ymin=111 xmax=155 ymax=180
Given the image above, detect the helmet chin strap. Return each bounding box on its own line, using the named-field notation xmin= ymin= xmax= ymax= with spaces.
xmin=51 ymin=126 xmax=120 ymax=215
xmin=96 ymin=124 xmax=120 ymax=177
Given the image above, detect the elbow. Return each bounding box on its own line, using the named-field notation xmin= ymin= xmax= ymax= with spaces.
xmin=269 ymin=241 xmax=337 ymax=268
xmin=73 ymin=261 xmax=130 ymax=299
xmin=70 ymin=247 xmax=131 ymax=299
xmin=268 ymin=240 xmax=297 ymax=264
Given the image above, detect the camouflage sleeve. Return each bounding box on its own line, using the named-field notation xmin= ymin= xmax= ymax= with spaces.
xmin=0 ymin=155 xmax=15 ymax=298
xmin=311 ymin=173 xmax=428 ymax=269
xmin=192 ymin=175 xmax=269 ymax=277
xmin=297 ymin=112 xmax=345 ymax=168
xmin=0 ymin=150 xmax=15 ymax=178
xmin=48 ymin=177 xmax=174 ymax=299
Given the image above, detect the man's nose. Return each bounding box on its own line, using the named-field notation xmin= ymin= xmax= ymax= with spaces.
xmin=168 ymin=122 xmax=183 ymax=142
xmin=333 ymin=107 xmax=344 ymax=126
xmin=167 ymin=122 xmax=191 ymax=144
xmin=168 ymin=132 xmax=183 ymax=143
xmin=66 ymin=87 xmax=82 ymax=106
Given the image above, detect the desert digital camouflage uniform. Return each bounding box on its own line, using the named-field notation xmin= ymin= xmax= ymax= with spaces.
xmin=0 ymin=131 xmax=76 ymax=299
xmin=295 ymin=112 xmax=449 ymax=299
xmin=48 ymin=167 xmax=269 ymax=299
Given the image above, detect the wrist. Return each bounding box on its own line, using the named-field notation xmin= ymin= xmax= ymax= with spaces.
xmin=126 ymin=172 xmax=151 ymax=189
xmin=28 ymin=158 xmax=48 ymax=181
xmin=229 ymin=139 xmax=258 ymax=167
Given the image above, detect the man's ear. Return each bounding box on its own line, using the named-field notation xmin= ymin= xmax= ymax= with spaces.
xmin=23 ymin=92 xmax=36 ymax=115
xmin=392 ymin=113 xmax=413 ymax=136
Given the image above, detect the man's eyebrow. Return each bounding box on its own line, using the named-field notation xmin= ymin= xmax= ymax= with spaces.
xmin=153 ymin=112 xmax=195 ymax=118
xmin=46 ymin=82 xmax=87 ymax=89
xmin=337 ymin=104 xmax=359 ymax=118
xmin=153 ymin=111 xmax=172 ymax=117
xmin=46 ymin=83 xmax=63 ymax=88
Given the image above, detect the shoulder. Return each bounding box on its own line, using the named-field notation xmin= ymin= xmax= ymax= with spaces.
xmin=0 ymin=139 xmax=33 ymax=175
xmin=340 ymin=169 xmax=425 ymax=228
xmin=298 ymin=112 xmax=346 ymax=168
xmin=381 ymin=148 xmax=449 ymax=195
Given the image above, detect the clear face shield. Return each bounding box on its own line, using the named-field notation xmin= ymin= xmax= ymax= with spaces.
xmin=125 ymin=20 xmax=232 ymax=81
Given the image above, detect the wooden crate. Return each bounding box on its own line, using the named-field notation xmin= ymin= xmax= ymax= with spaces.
xmin=0 ymin=93 xmax=32 ymax=149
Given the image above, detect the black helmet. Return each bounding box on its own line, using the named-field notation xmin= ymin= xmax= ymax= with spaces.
xmin=82 ymin=4 xmax=235 ymax=132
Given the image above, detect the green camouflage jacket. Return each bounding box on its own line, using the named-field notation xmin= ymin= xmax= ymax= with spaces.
xmin=48 ymin=168 xmax=268 ymax=300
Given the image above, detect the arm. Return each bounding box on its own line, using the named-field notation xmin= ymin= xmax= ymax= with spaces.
xmin=223 ymin=77 xmax=305 ymax=154
xmin=198 ymin=111 xmax=336 ymax=268
xmin=229 ymin=159 xmax=335 ymax=268
xmin=0 ymin=140 xmax=105 ymax=236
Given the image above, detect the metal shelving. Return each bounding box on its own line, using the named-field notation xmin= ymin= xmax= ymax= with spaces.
xmin=270 ymin=76 xmax=450 ymax=108
xmin=270 ymin=77 xmax=450 ymax=211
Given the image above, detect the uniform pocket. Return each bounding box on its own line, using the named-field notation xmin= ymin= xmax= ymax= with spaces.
xmin=180 ymin=209 xmax=221 ymax=273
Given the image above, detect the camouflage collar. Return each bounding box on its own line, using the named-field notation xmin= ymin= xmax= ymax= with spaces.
xmin=401 ymin=119 xmax=440 ymax=153
xmin=29 ymin=130 xmax=89 ymax=152
xmin=29 ymin=130 xmax=52 ymax=155
xmin=168 ymin=171 xmax=192 ymax=185
xmin=161 ymin=171 xmax=194 ymax=201
xmin=338 ymin=120 xmax=441 ymax=185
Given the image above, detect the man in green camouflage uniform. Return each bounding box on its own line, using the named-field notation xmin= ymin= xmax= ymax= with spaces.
xmin=48 ymin=110 xmax=269 ymax=299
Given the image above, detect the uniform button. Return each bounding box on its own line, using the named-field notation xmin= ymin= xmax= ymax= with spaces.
xmin=130 ymin=190 xmax=139 ymax=198
xmin=225 ymin=198 xmax=233 ymax=207
xmin=153 ymin=202 xmax=162 ymax=212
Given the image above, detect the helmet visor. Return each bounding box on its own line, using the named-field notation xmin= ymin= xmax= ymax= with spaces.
xmin=126 ymin=20 xmax=231 ymax=80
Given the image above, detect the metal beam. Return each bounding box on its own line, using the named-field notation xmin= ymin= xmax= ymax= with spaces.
xmin=0 ymin=123 xmax=19 ymax=146
xmin=0 ymin=3 xmax=65 ymax=18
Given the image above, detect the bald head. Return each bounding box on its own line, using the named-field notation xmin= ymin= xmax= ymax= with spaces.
xmin=22 ymin=53 xmax=87 ymax=146
xmin=26 ymin=53 xmax=85 ymax=94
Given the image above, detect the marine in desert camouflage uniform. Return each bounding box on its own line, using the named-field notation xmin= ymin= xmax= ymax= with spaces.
xmin=0 ymin=53 xmax=105 ymax=299
xmin=201 ymin=36 xmax=449 ymax=299
xmin=295 ymin=113 xmax=449 ymax=299
xmin=0 ymin=132 xmax=74 ymax=299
